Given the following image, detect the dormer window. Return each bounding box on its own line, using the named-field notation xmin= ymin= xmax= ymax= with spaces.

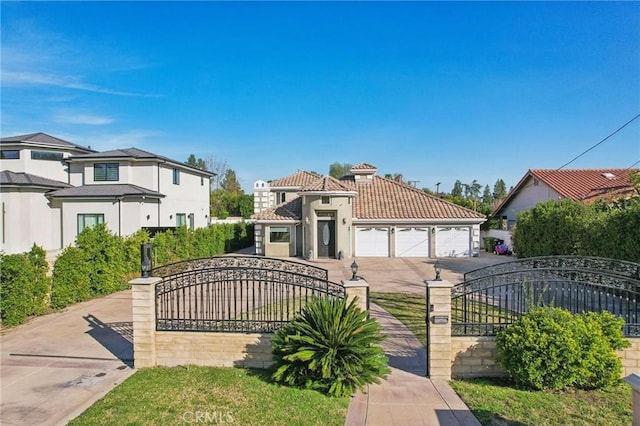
xmin=94 ymin=163 xmax=119 ymax=181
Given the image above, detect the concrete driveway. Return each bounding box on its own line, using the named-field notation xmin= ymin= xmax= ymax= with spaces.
xmin=311 ymin=251 xmax=512 ymax=294
xmin=0 ymin=252 xmax=512 ymax=425
xmin=1 ymin=291 xmax=135 ymax=426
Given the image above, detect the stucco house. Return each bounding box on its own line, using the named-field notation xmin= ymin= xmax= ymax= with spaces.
xmin=1 ymin=133 xmax=213 ymax=255
xmin=252 ymin=163 xmax=486 ymax=259
xmin=492 ymin=168 xmax=639 ymax=230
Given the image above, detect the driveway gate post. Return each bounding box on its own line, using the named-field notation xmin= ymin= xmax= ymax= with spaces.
xmin=130 ymin=277 xmax=161 ymax=368
xmin=425 ymin=279 xmax=453 ymax=380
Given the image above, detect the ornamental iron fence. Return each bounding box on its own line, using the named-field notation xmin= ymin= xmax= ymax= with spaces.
xmin=453 ymin=256 xmax=640 ymax=337
xmin=153 ymin=255 xmax=344 ymax=333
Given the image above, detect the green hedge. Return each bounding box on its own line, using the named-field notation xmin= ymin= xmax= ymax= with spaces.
xmin=512 ymin=197 xmax=640 ymax=261
xmin=0 ymin=245 xmax=51 ymax=326
xmin=4 ymin=222 xmax=254 ymax=326
xmin=496 ymin=307 xmax=630 ymax=390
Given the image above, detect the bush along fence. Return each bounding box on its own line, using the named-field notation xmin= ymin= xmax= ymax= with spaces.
xmin=0 ymin=222 xmax=254 ymax=327
xmin=130 ymin=256 xmax=369 ymax=370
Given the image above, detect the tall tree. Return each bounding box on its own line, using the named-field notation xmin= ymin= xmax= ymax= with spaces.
xmin=186 ymin=154 xmax=207 ymax=171
xmin=221 ymin=169 xmax=241 ymax=193
xmin=469 ymin=179 xmax=482 ymax=200
xmin=329 ymin=162 xmax=353 ymax=179
xmin=206 ymin=156 xmax=229 ymax=190
xmin=451 ymin=180 xmax=463 ymax=197
xmin=493 ymin=179 xmax=507 ymax=201
xmin=482 ymin=185 xmax=493 ymax=205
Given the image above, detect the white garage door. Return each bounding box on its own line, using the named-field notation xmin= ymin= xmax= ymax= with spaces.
xmin=356 ymin=227 xmax=389 ymax=257
xmin=436 ymin=227 xmax=470 ymax=257
xmin=396 ymin=227 xmax=430 ymax=257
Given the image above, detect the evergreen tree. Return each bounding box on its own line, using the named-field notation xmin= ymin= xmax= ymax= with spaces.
xmin=493 ymin=178 xmax=507 ymax=200
xmin=451 ymin=180 xmax=463 ymax=197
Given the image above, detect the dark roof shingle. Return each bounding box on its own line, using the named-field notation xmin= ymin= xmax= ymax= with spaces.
xmin=0 ymin=170 xmax=71 ymax=189
xmin=47 ymin=184 xmax=165 ymax=198
xmin=0 ymin=132 xmax=95 ymax=152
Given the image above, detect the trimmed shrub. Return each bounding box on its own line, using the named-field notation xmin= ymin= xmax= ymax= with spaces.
xmin=123 ymin=229 xmax=151 ymax=275
xmin=51 ymin=246 xmax=92 ymax=309
xmin=496 ymin=307 xmax=630 ymax=390
xmin=271 ymin=297 xmax=389 ymax=397
xmin=0 ymin=245 xmax=50 ymax=326
xmin=75 ymin=223 xmax=127 ymax=295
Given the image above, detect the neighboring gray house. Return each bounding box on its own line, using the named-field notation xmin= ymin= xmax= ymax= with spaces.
xmin=1 ymin=133 xmax=213 ymax=255
xmin=253 ymin=163 xmax=486 ymax=259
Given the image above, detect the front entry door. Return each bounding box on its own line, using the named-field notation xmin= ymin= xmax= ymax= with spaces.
xmin=317 ymin=220 xmax=336 ymax=258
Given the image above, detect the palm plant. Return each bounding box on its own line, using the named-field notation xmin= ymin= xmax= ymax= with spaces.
xmin=271 ymin=296 xmax=389 ymax=397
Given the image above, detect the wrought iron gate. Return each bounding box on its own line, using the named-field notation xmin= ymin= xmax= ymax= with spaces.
xmin=151 ymin=255 xmax=344 ymax=333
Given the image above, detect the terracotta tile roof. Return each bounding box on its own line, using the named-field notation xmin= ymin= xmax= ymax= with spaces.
xmin=350 ymin=163 xmax=377 ymax=171
xmin=300 ymin=175 xmax=355 ymax=192
xmin=493 ymin=168 xmax=639 ymax=216
xmin=252 ymin=197 xmax=302 ymax=221
xmin=269 ymin=170 xmax=322 ymax=188
xmin=530 ymin=168 xmax=638 ymax=202
xmin=256 ymin=170 xmax=484 ymax=222
xmin=354 ymin=176 xmax=485 ymax=220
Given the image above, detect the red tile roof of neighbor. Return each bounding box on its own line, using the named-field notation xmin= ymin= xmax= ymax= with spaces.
xmin=529 ymin=169 xmax=638 ymax=202
xmin=253 ymin=166 xmax=485 ymax=221
xmin=350 ymin=163 xmax=378 ymax=171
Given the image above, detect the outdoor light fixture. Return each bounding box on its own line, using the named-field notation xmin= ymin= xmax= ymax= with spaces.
xmin=351 ymin=261 xmax=359 ymax=280
xmin=434 ymin=261 xmax=442 ymax=281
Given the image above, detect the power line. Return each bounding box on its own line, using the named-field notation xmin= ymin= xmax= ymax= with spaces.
xmin=555 ymin=113 xmax=640 ymax=170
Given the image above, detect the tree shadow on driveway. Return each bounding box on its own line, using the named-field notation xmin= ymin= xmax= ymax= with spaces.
xmin=83 ymin=314 xmax=134 ymax=367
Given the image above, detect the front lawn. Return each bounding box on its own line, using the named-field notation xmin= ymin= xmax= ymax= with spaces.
xmin=370 ymin=291 xmax=633 ymax=426
xmin=69 ymin=366 xmax=349 ymax=426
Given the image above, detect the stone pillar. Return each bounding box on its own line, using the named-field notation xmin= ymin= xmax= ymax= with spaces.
xmin=130 ymin=277 xmax=161 ymax=368
xmin=624 ymin=373 xmax=640 ymax=426
xmin=426 ymin=279 xmax=453 ymax=380
xmin=342 ymin=278 xmax=370 ymax=313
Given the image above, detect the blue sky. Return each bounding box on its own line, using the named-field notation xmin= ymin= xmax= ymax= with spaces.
xmin=1 ymin=1 xmax=638 ymax=193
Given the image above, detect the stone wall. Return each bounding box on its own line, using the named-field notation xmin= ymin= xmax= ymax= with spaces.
xmin=451 ymin=336 xmax=640 ymax=379
xmin=155 ymin=332 xmax=273 ymax=368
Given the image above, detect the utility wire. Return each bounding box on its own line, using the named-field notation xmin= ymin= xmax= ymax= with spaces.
xmin=555 ymin=113 xmax=640 ymax=170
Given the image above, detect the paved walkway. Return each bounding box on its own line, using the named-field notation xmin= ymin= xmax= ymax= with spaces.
xmin=345 ymin=303 xmax=481 ymax=426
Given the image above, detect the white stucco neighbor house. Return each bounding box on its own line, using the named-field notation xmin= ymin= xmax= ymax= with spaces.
xmin=1 ymin=133 xmax=213 ymax=255
xmin=252 ymin=163 xmax=486 ymax=259
xmin=492 ymin=168 xmax=639 ymax=230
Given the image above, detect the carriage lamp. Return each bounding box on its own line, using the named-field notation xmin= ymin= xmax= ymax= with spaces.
xmin=351 ymin=261 xmax=359 ymax=280
xmin=434 ymin=261 xmax=442 ymax=281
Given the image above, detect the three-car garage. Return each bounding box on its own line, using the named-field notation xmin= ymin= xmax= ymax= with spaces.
xmin=355 ymin=225 xmax=472 ymax=258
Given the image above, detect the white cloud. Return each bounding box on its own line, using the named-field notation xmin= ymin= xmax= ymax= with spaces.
xmin=53 ymin=111 xmax=114 ymax=125
xmin=2 ymin=70 xmax=156 ymax=97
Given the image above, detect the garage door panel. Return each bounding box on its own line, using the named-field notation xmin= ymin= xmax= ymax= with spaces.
xmin=356 ymin=227 xmax=389 ymax=257
xmin=396 ymin=227 xmax=430 ymax=257
xmin=436 ymin=227 xmax=470 ymax=257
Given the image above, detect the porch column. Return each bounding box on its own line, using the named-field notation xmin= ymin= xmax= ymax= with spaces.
xmin=426 ymin=279 xmax=453 ymax=380
xmin=342 ymin=277 xmax=370 ymax=313
xmin=130 ymin=277 xmax=161 ymax=368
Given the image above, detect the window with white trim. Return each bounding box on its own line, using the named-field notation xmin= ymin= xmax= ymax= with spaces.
xmin=269 ymin=226 xmax=290 ymax=243
xmin=176 ymin=213 xmax=186 ymax=227
xmin=173 ymin=168 xmax=180 ymax=185
xmin=77 ymin=214 xmax=104 ymax=234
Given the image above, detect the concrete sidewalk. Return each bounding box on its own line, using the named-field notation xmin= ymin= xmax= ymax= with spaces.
xmin=345 ymin=303 xmax=481 ymax=426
